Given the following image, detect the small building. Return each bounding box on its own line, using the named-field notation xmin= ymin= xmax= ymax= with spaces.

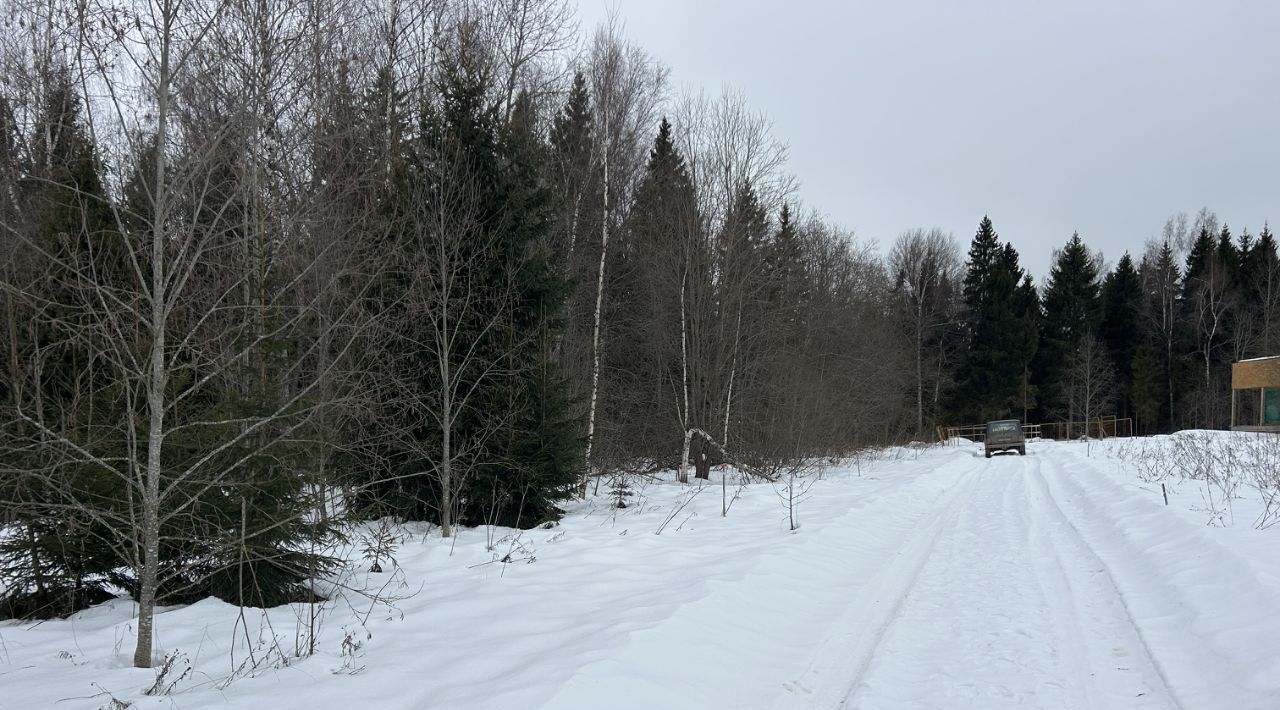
xmin=1231 ymin=356 xmax=1280 ymax=432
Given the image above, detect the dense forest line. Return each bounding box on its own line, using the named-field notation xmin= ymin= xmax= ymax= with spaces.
xmin=0 ymin=0 xmax=1274 ymax=669
xmin=926 ymin=212 xmax=1278 ymax=435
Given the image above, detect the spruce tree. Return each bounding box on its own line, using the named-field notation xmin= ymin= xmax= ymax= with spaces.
xmin=1139 ymin=240 xmax=1185 ymax=431
xmin=767 ymin=204 xmax=804 ymax=288
xmin=1099 ymin=253 xmax=1143 ymax=418
xmin=949 ymin=217 xmax=1035 ymax=422
xmin=764 ymin=202 xmax=808 ymax=332
xmin=961 ymin=216 xmax=1002 ymax=310
xmin=1036 ymin=232 xmax=1103 ymax=422
xmin=1011 ymin=271 xmax=1041 ymax=420
xmin=370 ymin=59 xmax=581 ymax=530
xmin=1183 ymin=226 xmax=1217 ymax=285
xmin=548 ymin=71 xmax=596 ymax=256
xmin=1 ymin=67 xmax=126 ymax=617
xmin=1216 ymin=225 xmax=1239 ymax=280
xmin=601 ymin=118 xmax=700 ymax=464
xmin=1244 ymin=224 xmax=1280 ymax=353
xmin=0 ymin=91 xmax=20 ymax=411
xmin=474 ymin=82 xmax=583 ymax=527
xmin=1129 ymin=342 xmax=1162 ymax=433
xmin=551 ymin=72 xmax=593 ymax=167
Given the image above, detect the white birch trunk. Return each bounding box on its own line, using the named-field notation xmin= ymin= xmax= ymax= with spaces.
xmin=722 ymin=307 xmax=742 ymax=448
xmin=916 ymin=296 xmax=924 ymax=433
xmin=678 ymin=270 xmax=691 ymax=484
xmin=439 ymin=343 xmax=452 ymax=538
xmin=438 ymin=242 xmax=454 ymax=536
xmin=583 ymin=120 xmax=609 ymax=480
xmin=679 ymin=427 xmax=693 ymax=485
xmin=567 ymin=193 xmax=582 ymax=257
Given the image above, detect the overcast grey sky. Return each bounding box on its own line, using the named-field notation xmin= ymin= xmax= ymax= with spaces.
xmin=574 ymin=0 xmax=1279 ymax=279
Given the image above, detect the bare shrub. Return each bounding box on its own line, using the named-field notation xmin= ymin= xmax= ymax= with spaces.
xmin=143 ymin=650 xmax=191 ymax=696
xmin=336 ymin=628 xmax=366 ymax=676
xmin=1117 ymin=436 xmax=1179 ymax=484
xmin=1170 ymin=432 xmax=1241 ymax=526
xmin=1240 ymin=434 xmax=1280 ymax=530
xmin=773 ymin=460 xmax=820 ymax=531
xmin=655 ymin=483 xmax=706 ymax=536
xmin=1139 ymin=431 xmax=1280 ymax=529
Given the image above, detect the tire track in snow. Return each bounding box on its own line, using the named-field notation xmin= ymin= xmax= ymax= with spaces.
xmin=1014 ymin=455 xmax=1103 ymax=710
xmin=773 ymin=459 xmax=987 ymax=710
xmin=1019 ymin=454 xmax=1180 ymax=709
xmin=1042 ymin=446 xmax=1280 ymax=709
xmin=538 ymin=451 xmax=989 ymax=710
xmin=835 ymin=454 xmax=1081 ymax=709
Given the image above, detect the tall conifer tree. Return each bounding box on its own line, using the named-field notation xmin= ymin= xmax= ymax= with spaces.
xmin=1 ymin=66 xmax=131 ymax=616
xmin=1100 ymin=253 xmax=1142 ymax=418
xmin=1036 ymin=232 xmax=1103 ymax=422
xmin=949 ymin=217 xmax=1036 ymax=422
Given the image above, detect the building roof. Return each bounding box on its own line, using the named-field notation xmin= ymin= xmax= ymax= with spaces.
xmin=1233 ymin=357 xmax=1280 ymax=390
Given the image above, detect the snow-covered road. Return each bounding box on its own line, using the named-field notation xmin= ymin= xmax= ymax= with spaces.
xmin=786 ymin=453 xmax=1177 ymax=709
xmin=547 ymin=441 xmax=1280 ymax=710
xmin=5 ymin=437 xmax=1280 ymax=710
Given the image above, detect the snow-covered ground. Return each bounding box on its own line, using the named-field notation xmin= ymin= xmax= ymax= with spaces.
xmin=3 ymin=435 xmax=1279 ymax=709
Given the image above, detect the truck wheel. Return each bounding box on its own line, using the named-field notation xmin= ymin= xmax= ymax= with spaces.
xmin=1018 ymin=446 xmax=1026 ymax=456
xmin=985 ymin=450 xmax=992 ymax=459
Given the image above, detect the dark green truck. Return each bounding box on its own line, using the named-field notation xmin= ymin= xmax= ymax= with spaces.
xmin=984 ymin=419 xmax=1026 ymax=458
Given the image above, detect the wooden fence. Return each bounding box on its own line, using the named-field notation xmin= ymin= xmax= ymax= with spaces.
xmin=938 ymin=417 xmax=1132 ymax=444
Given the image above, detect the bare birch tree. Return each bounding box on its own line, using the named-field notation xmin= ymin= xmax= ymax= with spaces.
xmin=0 ymin=0 xmax=377 ymax=667
xmin=382 ymin=145 xmax=512 ymax=538
xmin=669 ymin=86 xmax=794 ymax=473
xmin=1065 ymin=332 xmax=1116 ymax=438
xmin=889 ymin=228 xmax=960 ymax=434
xmin=580 ymin=18 xmax=664 ymax=481
xmin=488 ymin=0 xmax=576 ymax=119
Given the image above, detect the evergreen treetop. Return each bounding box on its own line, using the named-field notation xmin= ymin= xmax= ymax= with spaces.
xmin=948 ymin=217 xmax=1038 ymax=422
xmin=1041 ymin=231 xmax=1103 ymax=343
xmin=962 ymin=215 xmax=1002 ymax=310
xmin=551 ymin=71 xmax=592 ymax=162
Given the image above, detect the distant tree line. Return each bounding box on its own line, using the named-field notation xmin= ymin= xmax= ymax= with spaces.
xmin=897 ymin=210 xmax=1278 ymax=435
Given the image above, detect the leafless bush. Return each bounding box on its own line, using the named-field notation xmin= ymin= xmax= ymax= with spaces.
xmin=848 ymin=447 xmax=886 ymax=478
xmin=1239 ymin=434 xmax=1280 ymax=530
xmin=494 ymin=534 xmax=536 ymax=565
xmin=1130 ymin=432 xmax=1280 ymax=529
xmin=94 ymin=687 xmax=133 ymax=710
xmin=1117 ymin=437 xmax=1174 ymax=484
xmin=221 ymin=612 xmax=295 ymax=688
xmin=773 ymin=460 xmax=820 ymax=531
xmin=335 ymin=627 xmax=366 ymax=676
xmin=904 ymin=441 xmax=936 ymax=461
xmin=720 ymin=468 xmax=746 ymax=517
xmin=655 ymin=483 xmax=706 ymax=535
xmin=142 ymin=650 xmax=191 ymax=696
xmin=1170 ymin=432 xmax=1241 ymax=526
